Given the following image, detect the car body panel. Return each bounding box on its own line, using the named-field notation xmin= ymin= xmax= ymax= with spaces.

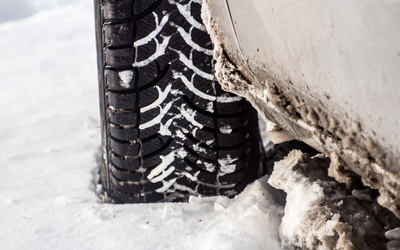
xmin=202 ymin=0 xmax=400 ymax=217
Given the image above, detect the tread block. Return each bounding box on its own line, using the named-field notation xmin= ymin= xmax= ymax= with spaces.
xmin=214 ymin=99 xmax=246 ymax=115
xmin=105 ymin=69 xmax=136 ymax=91
xmin=198 ymin=184 xmax=217 ymax=196
xmin=108 ymin=92 xmax=137 ymax=110
xmin=184 ymin=144 xmax=217 ymax=162
xmin=142 ymin=154 xmax=163 ymax=169
xmin=104 ymin=22 xmax=134 ymax=46
xmin=184 ymin=157 xmax=218 ymax=174
xmin=176 ymin=175 xmax=198 ymax=191
xmin=108 ymin=109 xmax=138 ymax=126
xmin=110 ymin=137 xmax=140 ymax=157
xmin=103 ymin=0 xmax=132 ymax=20
xmin=111 ymin=152 xmax=141 ymax=171
xmin=138 ymin=124 xmax=161 ymax=139
xmin=110 ymin=125 xmax=139 ymax=141
xmin=105 ymin=48 xmax=134 ymax=68
xmin=141 ymin=136 xmax=170 ymax=156
xmin=218 ymin=167 xmax=250 ymax=185
xmin=133 ymin=0 xmax=160 ymax=16
xmin=111 ymin=177 xmax=142 ymax=194
xmin=143 ymin=181 xmax=163 ymax=192
xmin=110 ymin=164 xmax=142 ymax=181
xmin=218 ymin=144 xmax=251 ymax=162
xmin=196 ymin=170 xmax=218 ymax=184
xmin=112 ymin=188 xmax=165 ymax=203
xmin=216 ymin=131 xmax=248 ymax=148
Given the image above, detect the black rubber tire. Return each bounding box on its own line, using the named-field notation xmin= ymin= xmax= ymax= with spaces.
xmin=94 ymin=0 xmax=265 ymax=203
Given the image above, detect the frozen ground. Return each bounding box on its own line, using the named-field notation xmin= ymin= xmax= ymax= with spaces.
xmin=0 ymin=1 xmax=283 ymax=249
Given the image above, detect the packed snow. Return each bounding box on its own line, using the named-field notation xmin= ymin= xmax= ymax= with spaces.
xmin=0 ymin=1 xmax=283 ymax=249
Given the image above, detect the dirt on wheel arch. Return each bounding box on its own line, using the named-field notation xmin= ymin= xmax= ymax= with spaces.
xmin=268 ymin=150 xmax=400 ymax=250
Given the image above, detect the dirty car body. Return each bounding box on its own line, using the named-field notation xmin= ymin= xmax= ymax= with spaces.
xmin=201 ymin=0 xmax=400 ymax=218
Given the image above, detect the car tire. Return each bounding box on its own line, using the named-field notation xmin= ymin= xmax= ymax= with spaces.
xmin=94 ymin=0 xmax=265 ymax=203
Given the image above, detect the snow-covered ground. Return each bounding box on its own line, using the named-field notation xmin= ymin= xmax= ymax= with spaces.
xmin=0 ymin=1 xmax=283 ymax=249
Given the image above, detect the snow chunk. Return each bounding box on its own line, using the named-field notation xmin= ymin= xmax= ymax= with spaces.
xmin=386 ymin=227 xmax=400 ymax=240
xmin=205 ymin=139 xmax=215 ymax=145
xmin=170 ymin=88 xmax=184 ymax=96
xmin=351 ymin=189 xmax=373 ymax=201
xmin=220 ymin=124 xmax=232 ymax=134
xmin=206 ymin=101 xmax=214 ymax=112
xmin=218 ymin=155 xmax=237 ymax=174
xmin=204 ymin=162 xmax=216 ymax=172
xmin=269 ymin=150 xmax=325 ymax=248
xmin=269 ymin=150 xmax=398 ymax=250
xmin=175 ymin=147 xmax=188 ymax=159
xmin=193 ymin=143 xmax=206 ymax=153
xmin=216 ymin=94 xmax=242 ymax=103
xmin=118 ymin=70 xmax=133 ymax=88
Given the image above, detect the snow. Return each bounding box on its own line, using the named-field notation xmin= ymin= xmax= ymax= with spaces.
xmin=172 ymin=71 xmax=241 ymax=103
xmin=178 ymin=104 xmax=204 ymax=129
xmin=118 ymin=70 xmax=133 ymax=89
xmin=139 ymin=100 xmax=174 ymax=130
xmin=269 ymin=150 xmax=326 ymax=249
xmin=140 ymin=85 xmax=172 ymax=113
xmin=133 ymin=35 xmax=172 ymax=67
xmin=171 ymin=23 xmax=213 ymax=56
xmin=218 ymin=155 xmax=238 ymax=174
xmin=386 ymin=228 xmax=400 ymax=240
xmin=219 ymin=125 xmax=232 ymax=134
xmin=134 ymin=13 xmax=170 ymax=47
xmin=0 ymin=1 xmax=283 ymax=249
xmin=269 ymin=150 xmax=400 ymax=249
xmin=175 ymin=50 xmax=215 ymax=80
